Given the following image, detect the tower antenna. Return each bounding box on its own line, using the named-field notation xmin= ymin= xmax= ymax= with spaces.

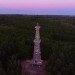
xmin=36 ymin=14 xmax=39 ymax=23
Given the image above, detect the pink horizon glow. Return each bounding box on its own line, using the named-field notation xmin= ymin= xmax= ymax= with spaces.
xmin=0 ymin=0 xmax=75 ymax=9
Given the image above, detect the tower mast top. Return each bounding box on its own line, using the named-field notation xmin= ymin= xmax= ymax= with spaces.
xmin=37 ymin=22 xmax=39 ymax=26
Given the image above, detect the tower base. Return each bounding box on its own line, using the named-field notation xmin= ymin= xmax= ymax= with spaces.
xmin=30 ymin=59 xmax=43 ymax=66
xmin=21 ymin=60 xmax=47 ymax=75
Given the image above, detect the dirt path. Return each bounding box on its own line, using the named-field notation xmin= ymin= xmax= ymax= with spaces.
xmin=21 ymin=60 xmax=47 ymax=75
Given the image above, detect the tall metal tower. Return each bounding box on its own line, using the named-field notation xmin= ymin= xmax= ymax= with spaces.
xmin=31 ymin=23 xmax=42 ymax=65
xmin=21 ymin=23 xmax=46 ymax=75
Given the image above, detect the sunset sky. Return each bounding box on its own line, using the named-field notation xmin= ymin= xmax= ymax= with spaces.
xmin=0 ymin=0 xmax=75 ymax=15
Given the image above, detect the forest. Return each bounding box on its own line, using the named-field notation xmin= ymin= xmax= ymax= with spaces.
xmin=0 ymin=15 xmax=75 ymax=75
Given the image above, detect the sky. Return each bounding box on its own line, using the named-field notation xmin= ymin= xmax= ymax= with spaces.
xmin=0 ymin=0 xmax=75 ymax=15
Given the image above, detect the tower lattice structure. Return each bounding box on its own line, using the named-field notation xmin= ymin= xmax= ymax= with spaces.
xmin=32 ymin=23 xmax=42 ymax=65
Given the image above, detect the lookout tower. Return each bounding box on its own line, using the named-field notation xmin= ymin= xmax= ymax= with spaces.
xmin=31 ymin=23 xmax=42 ymax=65
xmin=21 ymin=23 xmax=47 ymax=75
